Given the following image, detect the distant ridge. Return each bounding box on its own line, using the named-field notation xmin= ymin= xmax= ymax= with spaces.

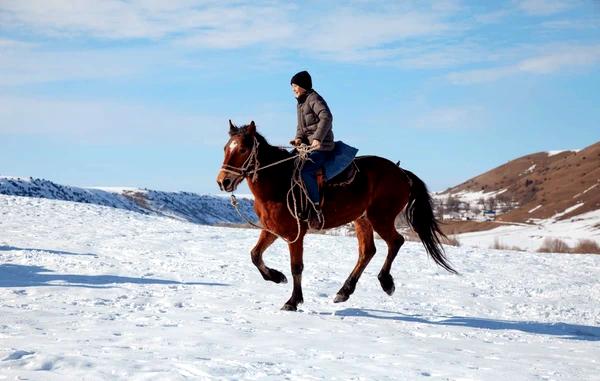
xmin=0 ymin=176 xmax=256 ymax=225
xmin=438 ymin=141 xmax=600 ymax=224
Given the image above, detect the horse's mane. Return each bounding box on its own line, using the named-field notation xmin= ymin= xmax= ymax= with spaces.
xmin=234 ymin=124 xmax=292 ymax=160
xmin=255 ymin=132 xmax=292 ymax=158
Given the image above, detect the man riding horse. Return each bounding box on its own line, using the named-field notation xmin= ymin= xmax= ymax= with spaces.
xmin=216 ymin=72 xmax=456 ymax=311
xmin=289 ymin=70 xmax=334 ymax=228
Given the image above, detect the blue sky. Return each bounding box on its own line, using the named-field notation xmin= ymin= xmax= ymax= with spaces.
xmin=1 ymin=0 xmax=599 ymax=194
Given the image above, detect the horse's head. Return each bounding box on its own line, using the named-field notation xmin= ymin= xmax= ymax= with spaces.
xmin=216 ymin=120 xmax=258 ymax=192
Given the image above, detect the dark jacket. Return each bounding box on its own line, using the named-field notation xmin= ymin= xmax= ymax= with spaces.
xmin=295 ymin=90 xmax=334 ymax=151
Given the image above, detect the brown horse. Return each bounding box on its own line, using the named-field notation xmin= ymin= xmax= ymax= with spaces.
xmin=217 ymin=121 xmax=456 ymax=311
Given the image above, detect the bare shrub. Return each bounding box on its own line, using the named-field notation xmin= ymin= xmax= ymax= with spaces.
xmin=491 ymin=238 xmax=510 ymax=250
xmin=443 ymin=235 xmax=461 ymax=247
xmin=571 ymin=239 xmax=600 ymax=254
xmin=537 ymin=238 xmax=571 ymax=253
xmin=488 ymin=238 xmax=523 ymax=251
xmin=484 ymin=197 xmax=497 ymax=211
xmin=446 ymin=196 xmax=461 ymax=213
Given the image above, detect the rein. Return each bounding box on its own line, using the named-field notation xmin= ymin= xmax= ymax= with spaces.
xmin=224 ymin=137 xmax=322 ymax=243
xmin=220 ymin=137 xmax=306 ymax=183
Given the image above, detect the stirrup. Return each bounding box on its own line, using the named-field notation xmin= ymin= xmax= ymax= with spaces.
xmin=308 ymin=206 xmax=324 ymax=229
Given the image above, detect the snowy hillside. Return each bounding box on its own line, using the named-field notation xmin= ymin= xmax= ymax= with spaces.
xmin=0 ymin=176 xmax=256 ymax=225
xmin=1 ymin=194 xmax=599 ymax=380
xmin=456 ymin=208 xmax=600 ymax=251
xmin=430 ymin=141 xmax=600 ymax=251
xmin=433 ymin=189 xmax=600 ymax=251
xmin=435 ymin=141 xmax=600 ymax=223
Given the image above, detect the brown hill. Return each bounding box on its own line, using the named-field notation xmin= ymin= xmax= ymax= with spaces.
xmin=440 ymin=141 xmax=600 ymax=224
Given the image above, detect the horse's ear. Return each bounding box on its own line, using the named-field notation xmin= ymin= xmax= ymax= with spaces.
xmin=247 ymin=121 xmax=256 ymax=136
xmin=229 ymin=119 xmax=238 ymax=136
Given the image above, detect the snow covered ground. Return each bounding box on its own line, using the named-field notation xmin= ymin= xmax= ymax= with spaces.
xmin=1 ymin=194 xmax=599 ymax=380
xmin=457 ymin=209 xmax=600 ymax=251
xmin=0 ymin=176 xmax=256 ymax=225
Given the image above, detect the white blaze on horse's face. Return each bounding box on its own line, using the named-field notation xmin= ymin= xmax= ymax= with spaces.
xmin=217 ymin=136 xmax=247 ymax=192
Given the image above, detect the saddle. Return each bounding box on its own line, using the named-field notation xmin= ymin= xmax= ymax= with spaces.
xmin=316 ymin=161 xmax=358 ymax=189
xmin=314 ymin=141 xmax=359 ymax=203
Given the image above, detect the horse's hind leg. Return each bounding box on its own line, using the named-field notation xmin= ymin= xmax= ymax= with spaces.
xmin=369 ymin=213 xmax=405 ymax=296
xmin=251 ymin=230 xmax=287 ymax=284
xmin=334 ymin=215 xmax=377 ymax=303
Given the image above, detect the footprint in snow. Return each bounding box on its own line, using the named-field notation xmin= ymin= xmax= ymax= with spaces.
xmin=2 ymin=350 xmax=35 ymax=361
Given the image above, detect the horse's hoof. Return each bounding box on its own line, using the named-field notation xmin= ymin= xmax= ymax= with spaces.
xmin=281 ymin=303 xmax=297 ymax=311
xmin=269 ymin=269 xmax=287 ymax=284
xmin=378 ymin=273 xmax=395 ymax=296
xmin=334 ymin=293 xmax=349 ymax=303
xmin=384 ymin=284 xmax=395 ymax=296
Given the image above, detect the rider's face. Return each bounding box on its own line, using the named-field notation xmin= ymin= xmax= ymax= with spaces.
xmin=291 ymin=84 xmax=306 ymax=98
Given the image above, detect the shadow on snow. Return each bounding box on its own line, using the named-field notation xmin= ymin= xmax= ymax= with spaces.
xmin=0 ymin=264 xmax=229 ymax=288
xmin=335 ymin=308 xmax=600 ymax=342
xmin=0 ymin=245 xmax=97 ymax=257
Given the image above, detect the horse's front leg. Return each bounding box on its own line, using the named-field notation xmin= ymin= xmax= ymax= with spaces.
xmin=281 ymin=238 xmax=304 ymax=311
xmin=251 ymin=229 xmax=287 ymax=284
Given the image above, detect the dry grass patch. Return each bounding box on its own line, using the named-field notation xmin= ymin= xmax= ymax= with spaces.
xmin=491 ymin=238 xmax=510 ymax=250
xmin=490 ymin=238 xmax=523 ymax=251
xmin=537 ymin=238 xmax=571 ymax=253
xmin=571 ymin=239 xmax=600 ymax=254
xmin=443 ymin=235 xmax=461 ymax=247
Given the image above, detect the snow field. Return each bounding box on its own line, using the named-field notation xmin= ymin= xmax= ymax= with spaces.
xmin=457 ymin=208 xmax=600 ymax=251
xmin=1 ymin=195 xmax=599 ymax=380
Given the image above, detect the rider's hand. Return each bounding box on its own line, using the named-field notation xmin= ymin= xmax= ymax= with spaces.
xmin=311 ymin=139 xmax=321 ymax=150
xmin=290 ymin=138 xmax=302 ymax=146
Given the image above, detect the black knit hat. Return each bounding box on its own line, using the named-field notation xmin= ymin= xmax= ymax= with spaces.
xmin=290 ymin=71 xmax=312 ymax=90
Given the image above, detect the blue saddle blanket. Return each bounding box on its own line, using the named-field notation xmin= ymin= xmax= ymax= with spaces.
xmin=323 ymin=141 xmax=359 ymax=181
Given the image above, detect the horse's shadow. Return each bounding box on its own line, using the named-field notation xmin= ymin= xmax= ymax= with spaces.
xmin=0 ymin=263 xmax=229 ymax=289
xmin=335 ymin=308 xmax=600 ymax=342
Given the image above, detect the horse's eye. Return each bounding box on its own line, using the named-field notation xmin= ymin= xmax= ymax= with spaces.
xmin=240 ymin=148 xmax=248 ymax=154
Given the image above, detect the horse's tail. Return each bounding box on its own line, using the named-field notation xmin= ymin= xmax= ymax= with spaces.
xmin=403 ymin=169 xmax=458 ymax=274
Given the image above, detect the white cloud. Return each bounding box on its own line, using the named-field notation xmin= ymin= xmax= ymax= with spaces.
xmin=0 ymin=0 xmax=594 ymax=87
xmin=447 ymin=66 xmax=517 ymax=84
xmin=413 ymin=106 xmax=483 ymax=129
xmin=473 ymin=9 xmax=511 ymax=24
xmin=301 ymin=7 xmax=453 ymax=61
xmin=0 ymin=1 xmax=457 ymax=59
xmin=0 ymin=38 xmax=33 ymax=48
xmin=518 ymin=46 xmax=600 ymax=72
xmin=0 ymin=0 xmax=295 ymax=44
xmin=539 ymin=19 xmax=600 ymax=30
xmin=447 ymin=44 xmax=600 ymax=84
xmin=390 ymin=42 xmax=501 ymax=70
xmin=0 ymin=96 xmax=227 ymax=145
xmin=514 ymin=0 xmax=573 ymax=15
xmin=0 ymin=1 xmax=466 ymax=86
xmin=0 ymin=47 xmax=146 ymax=86
xmin=174 ymin=5 xmax=295 ymax=48
xmin=0 ymin=95 xmax=294 ymax=147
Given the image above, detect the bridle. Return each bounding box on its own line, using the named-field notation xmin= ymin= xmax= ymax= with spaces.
xmin=220 ymin=136 xmax=262 ymax=184
xmin=220 ymin=136 xmax=311 ymax=184
xmin=219 ymin=135 xmax=321 ymax=243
